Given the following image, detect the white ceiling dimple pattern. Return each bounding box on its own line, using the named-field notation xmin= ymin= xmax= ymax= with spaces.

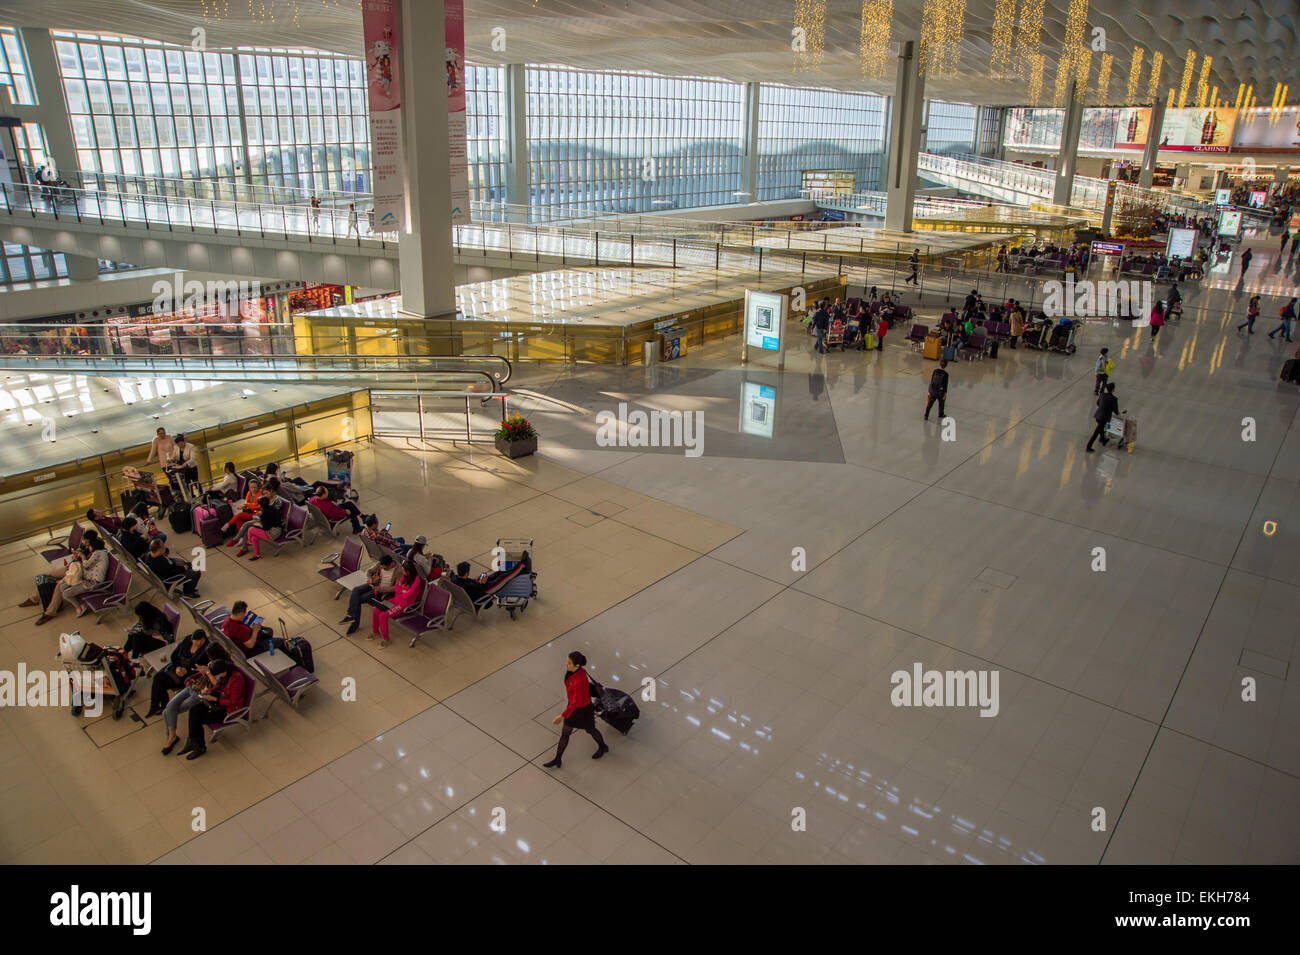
xmin=0 ymin=1 xmax=1292 ymax=105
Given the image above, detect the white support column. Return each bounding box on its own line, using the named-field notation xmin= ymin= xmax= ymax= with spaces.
xmin=1138 ymin=98 xmax=1166 ymax=189
xmin=1053 ymin=85 xmax=1084 ymax=206
xmin=884 ymin=40 xmax=925 ymax=233
xmin=396 ymin=0 xmax=456 ymax=319
xmin=741 ymin=81 xmax=760 ymax=203
xmin=504 ymin=63 xmax=528 ymax=221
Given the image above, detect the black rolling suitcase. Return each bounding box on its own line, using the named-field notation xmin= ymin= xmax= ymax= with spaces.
xmin=282 ymin=636 xmax=315 ymax=672
xmin=987 ymin=339 xmax=999 ymax=358
xmin=168 ymin=501 xmax=192 ymax=534
xmin=591 ymin=682 xmax=640 ymax=735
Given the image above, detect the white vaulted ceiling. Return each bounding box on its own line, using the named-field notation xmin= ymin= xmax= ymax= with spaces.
xmin=0 ymin=0 xmax=1293 ymax=105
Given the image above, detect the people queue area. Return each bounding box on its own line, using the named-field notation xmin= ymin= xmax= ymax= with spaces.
xmin=27 ymin=430 xmax=537 ymax=762
xmin=801 ymin=288 xmax=1078 ymax=360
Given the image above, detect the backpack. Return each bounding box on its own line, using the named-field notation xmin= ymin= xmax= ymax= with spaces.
xmin=1103 ymin=358 xmax=1115 ymax=376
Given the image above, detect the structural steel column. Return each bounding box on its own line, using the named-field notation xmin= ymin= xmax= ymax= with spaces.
xmin=884 ymin=40 xmax=925 ymax=233
xmin=396 ymin=0 xmax=456 ymax=318
xmin=1052 ymin=85 xmax=1083 ymax=206
xmin=504 ymin=63 xmax=528 ymax=221
xmin=741 ymin=81 xmax=760 ymax=203
xmin=1138 ymin=98 xmax=1166 ymax=189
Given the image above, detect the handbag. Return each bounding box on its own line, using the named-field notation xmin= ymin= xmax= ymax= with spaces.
xmin=63 ymin=561 xmax=83 ymax=586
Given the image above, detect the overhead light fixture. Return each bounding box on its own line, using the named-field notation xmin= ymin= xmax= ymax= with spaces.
xmin=1126 ymin=47 xmax=1144 ymax=103
xmin=989 ymin=0 xmax=1015 ymax=78
xmin=793 ymin=0 xmax=827 ymax=72
xmin=1196 ymin=56 xmax=1212 ymax=108
xmin=1147 ymin=51 xmax=1163 ymax=102
xmin=1096 ymin=52 xmax=1113 ymax=105
xmin=1028 ymin=54 xmax=1045 ymax=107
xmin=1177 ymin=51 xmax=1196 ymax=109
xmin=859 ymin=0 xmax=893 ymax=80
xmin=918 ymin=0 xmax=965 ymax=78
xmin=1014 ymin=0 xmax=1045 ymax=80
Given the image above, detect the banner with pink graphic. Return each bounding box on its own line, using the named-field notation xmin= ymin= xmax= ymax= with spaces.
xmin=445 ymin=0 xmax=469 ymax=225
xmin=363 ymin=0 xmax=404 ymax=230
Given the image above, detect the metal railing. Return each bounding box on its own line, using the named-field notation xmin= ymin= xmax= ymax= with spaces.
xmin=0 ymin=348 xmax=511 ymax=388
xmin=24 ymin=165 xmax=360 ymax=208
xmin=1 ymin=180 xmax=399 ymax=245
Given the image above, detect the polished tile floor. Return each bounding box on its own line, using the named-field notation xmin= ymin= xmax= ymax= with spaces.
xmin=3 ymin=235 xmax=1298 ymax=865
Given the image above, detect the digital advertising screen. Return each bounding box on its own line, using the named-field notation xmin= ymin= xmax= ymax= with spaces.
xmin=1166 ymin=228 xmax=1197 ymax=259
xmin=1249 ymin=191 xmax=1268 ymax=208
xmin=1231 ymin=107 xmax=1300 ymax=151
xmin=1115 ymin=107 xmax=1236 ymax=152
xmin=744 ymin=290 xmax=785 ymax=353
xmin=1218 ymin=208 xmax=1243 ymax=237
xmin=1215 ymin=188 xmax=1232 ymax=205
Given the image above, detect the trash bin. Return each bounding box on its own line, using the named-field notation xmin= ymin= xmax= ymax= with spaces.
xmin=642 ymin=340 xmax=658 ymax=365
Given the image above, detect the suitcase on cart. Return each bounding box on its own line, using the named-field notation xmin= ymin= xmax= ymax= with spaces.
xmin=168 ymin=501 xmax=192 ymax=534
xmin=923 ymin=334 xmax=941 ymax=360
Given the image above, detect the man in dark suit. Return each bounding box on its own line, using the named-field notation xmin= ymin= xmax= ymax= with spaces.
xmin=925 ymin=360 xmax=950 ymax=421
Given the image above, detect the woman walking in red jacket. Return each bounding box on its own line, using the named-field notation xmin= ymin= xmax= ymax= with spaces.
xmin=543 ymin=651 xmax=608 ymax=769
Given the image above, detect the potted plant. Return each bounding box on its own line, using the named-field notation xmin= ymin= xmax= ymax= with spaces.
xmin=495 ymin=413 xmax=537 ymax=459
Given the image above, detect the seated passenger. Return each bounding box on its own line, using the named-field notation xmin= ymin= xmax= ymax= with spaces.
xmin=212 ymin=461 xmax=240 ymax=500
xmin=157 ymin=654 xmax=212 ymax=755
xmin=237 ymin=494 xmax=283 ymax=560
xmin=220 ymin=599 xmax=285 ymax=656
xmin=361 ymin=514 xmax=406 ymax=552
xmin=28 ymin=534 xmax=110 ymax=624
xmin=179 ymin=659 xmax=249 ymax=760
xmin=84 ymin=507 xmax=121 ymax=535
xmin=448 ymin=552 xmax=531 ymax=605
xmin=145 ymin=538 xmax=201 ymax=597
xmin=371 ymin=559 xmax=422 ymax=648
xmin=124 ymin=599 xmax=175 ymax=658
xmin=131 ymin=501 xmax=166 ymax=543
xmin=222 ymin=479 xmax=263 ymax=542
xmin=340 ymin=554 xmax=399 ymax=635
xmin=119 ymin=516 xmax=151 ymax=560
xmin=146 ymin=626 xmax=211 ymax=724
xmin=308 ymin=486 xmax=362 ymax=533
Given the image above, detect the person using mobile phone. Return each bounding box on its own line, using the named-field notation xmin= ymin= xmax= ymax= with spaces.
xmin=361 ymin=513 xmax=405 ymax=552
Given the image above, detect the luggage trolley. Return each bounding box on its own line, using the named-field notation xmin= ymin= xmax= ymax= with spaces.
xmin=1105 ymin=414 xmax=1137 ymax=451
xmin=494 ymin=537 xmax=537 ymax=619
xmin=325 ymin=449 xmax=359 ymax=500
xmin=57 ymin=631 xmax=136 ymax=720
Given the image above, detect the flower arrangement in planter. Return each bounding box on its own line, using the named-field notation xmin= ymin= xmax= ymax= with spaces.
xmin=495 ymin=413 xmax=538 ymax=459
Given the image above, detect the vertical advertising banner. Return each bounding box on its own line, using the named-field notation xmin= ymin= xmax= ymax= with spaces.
xmin=363 ymin=0 xmax=404 ymax=231
xmin=445 ymin=0 xmax=469 ymax=225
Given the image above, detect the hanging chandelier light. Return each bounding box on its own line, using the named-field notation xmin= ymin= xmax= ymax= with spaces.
xmin=859 ymin=0 xmax=893 ymax=80
xmin=1096 ymin=52 xmax=1113 ymax=106
xmin=793 ymin=0 xmax=828 ymax=72
xmin=989 ymin=0 xmax=1016 ymax=78
xmin=918 ymin=0 xmax=965 ymax=78
xmin=1196 ymin=56 xmax=1212 ymax=108
xmin=1014 ymin=0 xmax=1045 ymax=80
xmin=1028 ymin=53 xmax=1045 ymax=107
xmin=1074 ymin=48 xmax=1092 ymax=103
xmin=1177 ymin=51 xmax=1196 ymax=109
xmin=1126 ymin=47 xmax=1144 ymax=103
xmin=1146 ymin=51 xmax=1163 ymax=103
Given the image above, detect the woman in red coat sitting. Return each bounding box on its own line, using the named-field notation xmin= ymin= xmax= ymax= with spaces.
xmin=542 ymin=651 xmax=608 ymax=769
